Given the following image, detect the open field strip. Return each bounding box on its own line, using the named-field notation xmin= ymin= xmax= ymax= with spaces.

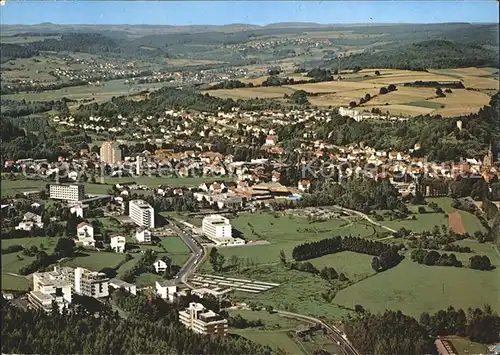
xmin=202 ymin=86 xmax=295 ymax=99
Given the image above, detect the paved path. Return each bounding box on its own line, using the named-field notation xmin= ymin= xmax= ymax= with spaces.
xmin=333 ymin=205 xmax=397 ymax=234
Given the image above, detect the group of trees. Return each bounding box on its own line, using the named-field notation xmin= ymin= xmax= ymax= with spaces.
xmin=18 ymin=238 xmax=76 ymax=275
xmin=419 ymin=305 xmax=500 ymax=344
xmin=411 ymin=249 xmax=463 ymax=268
xmin=209 ymin=247 xmax=225 ymax=272
xmin=344 ymin=310 xmax=435 ymax=355
xmin=2 ymin=295 xmax=276 ymax=355
xmin=292 ymin=235 xmax=404 ymax=272
xmin=344 ymin=303 xmax=500 ymax=355
xmin=227 ymin=314 xmax=264 ymax=329
xmin=469 ymin=255 xmax=493 ymax=271
xmin=122 ymin=250 xmax=157 ymax=282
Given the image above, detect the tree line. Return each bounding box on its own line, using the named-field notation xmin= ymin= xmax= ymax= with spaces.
xmin=292 ymin=235 xmax=404 ymax=272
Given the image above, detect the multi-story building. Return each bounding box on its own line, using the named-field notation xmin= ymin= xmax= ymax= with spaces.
xmin=179 ymin=302 xmax=228 ymax=336
xmin=49 ymin=184 xmax=85 ymax=201
xmin=202 ymin=215 xmax=233 ymax=245
xmin=28 ymin=266 xmax=73 ymax=312
xmin=73 ymin=267 xmax=109 ymax=298
xmin=129 ymin=199 xmax=155 ymax=228
xmin=100 ymin=141 xmax=122 ymax=164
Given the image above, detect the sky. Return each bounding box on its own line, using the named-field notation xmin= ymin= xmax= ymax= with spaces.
xmin=0 ymin=1 xmax=498 ymax=26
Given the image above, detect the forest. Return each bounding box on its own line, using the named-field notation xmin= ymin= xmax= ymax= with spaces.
xmin=1 ymin=293 xmax=277 ymax=355
xmin=329 ymin=40 xmax=499 ymax=70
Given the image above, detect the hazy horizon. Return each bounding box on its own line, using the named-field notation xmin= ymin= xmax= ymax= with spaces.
xmin=1 ymin=1 xmax=498 ymax=26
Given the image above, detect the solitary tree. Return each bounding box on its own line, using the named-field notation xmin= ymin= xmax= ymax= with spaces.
xmin=349 ymin=101 xmax=357 ymax=108
xmin=388 ymin=84 xmax=397 ymax=92
xmin=436 ymin=87 xmax=444 ymax=97
xmin=375 ymin=70 xmax=381 ymax=76
xmin=379 ymin=87 xmax=389 ymax=95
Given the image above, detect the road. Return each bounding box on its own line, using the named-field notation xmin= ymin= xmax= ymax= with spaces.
xmin=172 ymin=218 xmax=361 ymax=355
xmin=168 ymin=221 xmax=205 ymax=287
xmin=277 ymin=310 xmax=360 ymax=355
xmin=333 ymin=205 xmax=397 ymax=234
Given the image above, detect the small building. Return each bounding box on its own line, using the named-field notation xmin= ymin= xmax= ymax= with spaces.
xmin=110 ymin=235 xmax=126 ymax=253
xmin=179 ymin=302 xmax=228 ymax=336
xmin=156 ymin=280 xmax=177 ymax=302
xmin=153 ymin=258 xmax=169 ymax=273
xmin=76 ymin=222 xmax=95 ymax=247
xmin=109 ymin=278 xmax=137 ymax=295
xmin=15 ymin=212 xmax=44 ymax=231
xmin=135 ymin=227 xmax=152 ymax=243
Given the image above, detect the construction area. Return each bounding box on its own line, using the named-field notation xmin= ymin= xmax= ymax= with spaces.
xmin=189 ymin=273 xmax=280 ymax=294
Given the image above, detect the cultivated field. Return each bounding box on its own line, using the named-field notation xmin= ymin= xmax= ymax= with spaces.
xmin=205 ymin=67 xmax=497 ymax=117
xmin=3 ymin=78 xmax=167 ymax=102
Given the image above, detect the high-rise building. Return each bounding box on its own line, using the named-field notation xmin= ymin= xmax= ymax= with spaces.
xmin=100 ymin=142 xmax=122 ymax=164
xmin=129 ymin=200 xmax=155 ymax=228
xmin=49 ymin=184 xmax=85 ymax=201
xmin=179 ymin=302 xmax=228 ymax=336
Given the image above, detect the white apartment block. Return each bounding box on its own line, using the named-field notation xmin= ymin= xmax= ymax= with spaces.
xmin=179 ymin=302 xmax=228 ymax=336
xmin=129 ymin=199 xmax=155 ymax=228
xmin=73 ymin=267 xmax=109 ymax=298
xmin=202 ymin=215 xmax=234 ymax=245
xmin=49 ymin=184 xmax=85 ymax=201
xmin=29 ymin=266 xmax=73 ymax=312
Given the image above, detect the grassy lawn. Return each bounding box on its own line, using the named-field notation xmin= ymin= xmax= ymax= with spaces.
xmin=427 ymin=197 xmax=487 ymax=234
xmin=135 ymin=272 xmax=164 ymax=286
xmin=231 ymin=330 xmax=307 ymax=355
xmin=379 ymin=197 xmax=485 ymax=234
xmin=309 ymin=251 xmax=376 ymax=281
xmin=2 ymin=237 xmax=61 ymax=289
xmin=446 ymin=336 xmax=489 ymax=355
xmin=159 ymin=236 xmax=190 ymax=254
xmin=2 ymin=273 xmax=30 ymax=291
xmin=210 ymin=263 xmax=352 ymax=320
xmin=334 ymin=241 xmax=500 ymax=318
xmin=61 ymin=251 xmax=127 ymax=271
xmin=205 ymin=213 xmax=380 ymax=267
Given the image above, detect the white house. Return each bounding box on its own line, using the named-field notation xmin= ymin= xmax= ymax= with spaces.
xmin=156 ymin=280 xmax=177 ymax=302
xmin=135 ymin=227 xmax=152 ymax=243
xmin=110 ymin=235 xmax=126 ymax=253
xmin=15 ymin=212 xmax=44 ymax=231
xmin=265 ymin=135 xmax=277 ymax=146
xmin=153 ymin=258 xmax=169 ymax=273
xmin=76 ymin=222 xmax=95 ymax=247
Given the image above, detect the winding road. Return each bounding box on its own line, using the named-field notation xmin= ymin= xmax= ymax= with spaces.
xmin=171 ymin=217 xmax=361 ymax=355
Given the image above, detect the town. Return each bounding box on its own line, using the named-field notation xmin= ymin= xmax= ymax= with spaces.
xmin=1 ymin=3 xmax=500 ymax=355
